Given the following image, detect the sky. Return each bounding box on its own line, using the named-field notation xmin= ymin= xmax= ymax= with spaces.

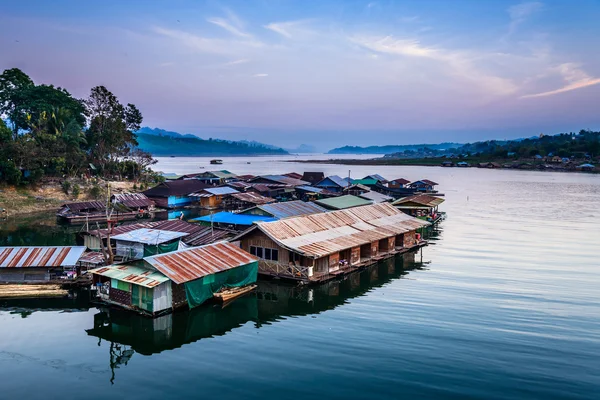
xmin=1 ymin=0 xmax=600 ymax=150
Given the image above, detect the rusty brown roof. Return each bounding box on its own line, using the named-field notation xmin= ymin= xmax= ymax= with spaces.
xmin=392 ymin=194 xmax=445 ymax=207
xmin=84 ymin=220 xmax=206 ymax=240
xmin=230 ymin=192 xmax=275 ymax=205
xmin=250 ymin=203 xmax=429 ymax=258
xmin=112 ymin=193 xmax=154 ymax=209
xmin=144 ymin=241 xmax=258 ymax=284
xmin=61 ymin=201 xmax=106 ymax=212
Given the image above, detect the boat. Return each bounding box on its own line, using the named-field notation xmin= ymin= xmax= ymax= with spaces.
xmin=210 ymin=159 xmax=223 ymax=165
xmin=213 ymin=284 xmax=257 ymax=303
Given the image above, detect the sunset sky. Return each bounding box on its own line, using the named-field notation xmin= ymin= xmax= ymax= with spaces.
xmin=2 ymin=0 xmax=599 ymax=149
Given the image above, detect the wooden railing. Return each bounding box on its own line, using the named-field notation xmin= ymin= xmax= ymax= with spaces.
xmin=259 ymin=260 xmax=311 ymax=280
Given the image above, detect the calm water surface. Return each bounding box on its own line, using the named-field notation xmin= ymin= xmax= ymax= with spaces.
xmin=1 ymin=157 xmax=599 ymax=399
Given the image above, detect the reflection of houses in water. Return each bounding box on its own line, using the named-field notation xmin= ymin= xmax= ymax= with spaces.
xmin=85 ymin=249 xmax=427 ymax=382
xmin=255 ymin=251 xmax=423 ymax=321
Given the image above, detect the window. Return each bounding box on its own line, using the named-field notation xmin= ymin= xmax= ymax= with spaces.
xmin=249 ymin=245 xmax=278 ymax=261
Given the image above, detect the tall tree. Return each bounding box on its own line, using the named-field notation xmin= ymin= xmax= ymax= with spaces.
xmin=0 ymin=68 xmax=34 ymax=139
xmin=85 ymin=86 xmax=143 ymax=172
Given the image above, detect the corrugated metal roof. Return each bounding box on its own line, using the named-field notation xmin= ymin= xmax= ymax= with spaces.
xmin=182 ymin=227 xmax=232 ymax=246
xmin=358 ymin=191 xmax=393 ymax=203
xmin=392 ymin=194 xmax=445 ymax=207
xmin=190 ymin=187 xmax=239 ymax=197
xmin=364 ymin=174 xmax=387 ymax=182
xmin=352 ymin=178 xmax=378 ymax=186
xmin=230 ymin=192 xmax=274 ymax=205
xmin=84 ymin=220 xmax=205 ymax=240
xmin=316 ymin=175 xmax=351 ymax=188
xmin=283 ymin=172 xmax=303 ymax=179
xmin=77 ymin=251 xmax=106 ymax=265
xmin=252 ymin=200 xmax=328 ymax=219
xmin=0 ymin=246 xmax=87 ymax=268
xmin=111 ymin=228 xmax=189 ymax=245
xmin=143 ymin=180 xmax=208 ymax=197
xmin=61 ymin=201 xmax=106 ymax=212
xmin=252 ymin=203 xmax=429 ymax=258
xmin=192 ymin=212 xmax=276 ymax=225
xmin=315 ymin=195 xmax=373 ymax=210
xmin=389 ymin=178 xmax=410 ymax=185
xmin=112 ymin=193 xmax=154 ymax=208
xmin=90 ymin=265 xmax=169 ymax=288
xmin=144 ymin=241 xmax=258 ymax=284
xmin=250 ymin=175 xmax=309 ymax=186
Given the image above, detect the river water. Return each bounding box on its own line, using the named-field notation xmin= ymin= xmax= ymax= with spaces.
xmin=1 ymin=156 xmax=599 ymax=399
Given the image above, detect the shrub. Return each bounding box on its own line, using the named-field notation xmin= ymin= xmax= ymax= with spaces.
xmin=61 ymin=180 xmax=71 ymax=195
xmin=72 ymin=184 xmax=80 ymax=198
xmin=89 ymin=185 xmax=102 ymax=199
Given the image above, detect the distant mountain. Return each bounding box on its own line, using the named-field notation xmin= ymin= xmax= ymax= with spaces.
xmin=328 ymin=143 xmax=463 ymax=154
xmin=136 ymin=133 xmax=289 ymax=156
xmin=137 ymin=127 xmax=198 ymax=139
xmin=286 ymin=144 xmax=317 ymax=153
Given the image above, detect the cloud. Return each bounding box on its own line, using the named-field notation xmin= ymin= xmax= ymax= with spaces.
xmin=507 ymin=2 xmax=543 ymax=36
xmin=224 ymin=58 xmax=250 ymax=66
xmin=207 ymin=17 xmax=250 ymax=38
xmin=521 ymin=63 xmax=600 ymax=98
xmin=399 ymin=15 xmax=420 ymax=23
xmin=350 ymin=35 xmax=519 ymax=96
xmin=264 ymin=19 xmax=314 ymax=39
xmin=253 ymin=73 xmax=268 ymax=77
xmin=153 ymin=26 xmax=263 ymax=55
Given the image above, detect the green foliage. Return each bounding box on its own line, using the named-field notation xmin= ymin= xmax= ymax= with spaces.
xmin=89 ymin=185 xmax=102 ymax=199
xmin=71 ymin=184 xmax=80 ymax=198
xmin=0 ymin=68 xmax=154 ymax=186
xmin=61 ymin=180 xmax=71 ymax=195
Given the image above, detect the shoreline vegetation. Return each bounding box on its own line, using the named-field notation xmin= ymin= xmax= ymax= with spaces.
xmin=291 ymin=157 xmax=599 ymax=172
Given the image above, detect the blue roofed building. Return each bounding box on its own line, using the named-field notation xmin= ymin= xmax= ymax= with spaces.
xmin=315 ymin=175 xmax=352 ymax=193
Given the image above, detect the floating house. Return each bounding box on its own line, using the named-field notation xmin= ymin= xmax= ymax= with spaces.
xmin=283 ymin=172 xmax=303 ymax=180
xmin=392 ymin=194 xmax=445 ymax=221
xmin=56 ymin=201 xmax=107 ymax=224
xmin=343 ymin=183 xmax=370 ymax=196
xmin=90 ymin=242 xmax=259 ymax=316
xmin=301 ymin=172 xmax=325 ymax=185
xmin=235 ymin=202 xmax=430 ymax=283
xmin=0 ymin=246 xmax=87 ymax=282
xmin=249 ymin=175 xmax=309 ymax=187
xmin=190 ymin=186 xmax=239 ymax=209
xmin=576 ymin=163 xmax=595 ymax=171
xmin=111 ymin=228 xmax=189 ymax=260
xmin=192 ymin=170 xmax=238 ymax=185
xmin=226 ymin=181 xmax=290 ymax=199
xmin=456 ymin=161 xmax=470 ymax=168
xmin=387 ymin=178 xmax=410 ymax=188
xmin=294 ymin=185 xmax=338 ymax=201
xmin=81 ymin=220 xmax=228 ymax=252
xmin=111 ymin=193 xmax=154 ymax=211
xmin=363 ymin=174 xmax=387 ymax=184
xmin=351 ymin=178 xmax=379 ymax=188
xmin=408 ymin=179 xmax=439 ymax=192
xmin=239 ymin=200 xmax=327 ymax=219
xmin=315 ymin=194 xmax=373 ymax=210
xmin=315 ymin=175 xmax=352 ymax=193
xmin=222 ymin=192 xmax=275 ymax=210
xmin=143 ymin=180 xmax=207 ymax=208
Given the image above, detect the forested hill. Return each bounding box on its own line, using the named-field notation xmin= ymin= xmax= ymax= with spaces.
xmin=328 ymin=143 xmax=462 ymax=154
xmin=136 ymin=133 xmax=289 ymax=156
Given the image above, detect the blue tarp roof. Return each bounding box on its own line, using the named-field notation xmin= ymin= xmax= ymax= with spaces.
xmin=191 ymin=212 xmax=276 ymax=225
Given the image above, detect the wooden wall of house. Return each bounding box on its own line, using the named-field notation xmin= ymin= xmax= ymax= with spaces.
xmin=403 ymin=231 xmax=417 ymax=247
xmin=171 ymin=282 xmax=187 ymax=309
xmin=351 ymin=247 xmax=360 ymax=265
xmin=315 ymin=256 xmax=329 ymax=273
xmin=153 ymin=281 xmax=173 ymax=313
xmin=329 ymin=252 xmax=340 ymax=271
xmin=240 ymin=230 xmax=290 ymax=265
xmin=109 ymin=287 xmax=131 ymax=305
xmin=371 ymin=241 xmax=379 ymax=255
xmin=388 ymin=237 xmax=395 ymax=250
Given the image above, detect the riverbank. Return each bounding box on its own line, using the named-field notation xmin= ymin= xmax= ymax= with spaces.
xmin=0 ymin=180 xmax=139 ymax=217
xmin=292 ymin=157 xmax=599 ymax=172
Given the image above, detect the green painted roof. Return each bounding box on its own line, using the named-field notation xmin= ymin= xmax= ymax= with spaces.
xmin=314 ymin=195 xmax=373 ymax=210
xmin=352 ymin=178 xmax=378 ymax=186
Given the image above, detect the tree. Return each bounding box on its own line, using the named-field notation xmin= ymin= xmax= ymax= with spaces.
xmin=0 ymin=68 xmax=34 ymax=138
xmin=85 ymin=86 xmax=143 ymax=173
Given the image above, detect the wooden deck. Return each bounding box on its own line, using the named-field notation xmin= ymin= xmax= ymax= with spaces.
xmin=258 ymin=241 xmax=428 ymax=285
